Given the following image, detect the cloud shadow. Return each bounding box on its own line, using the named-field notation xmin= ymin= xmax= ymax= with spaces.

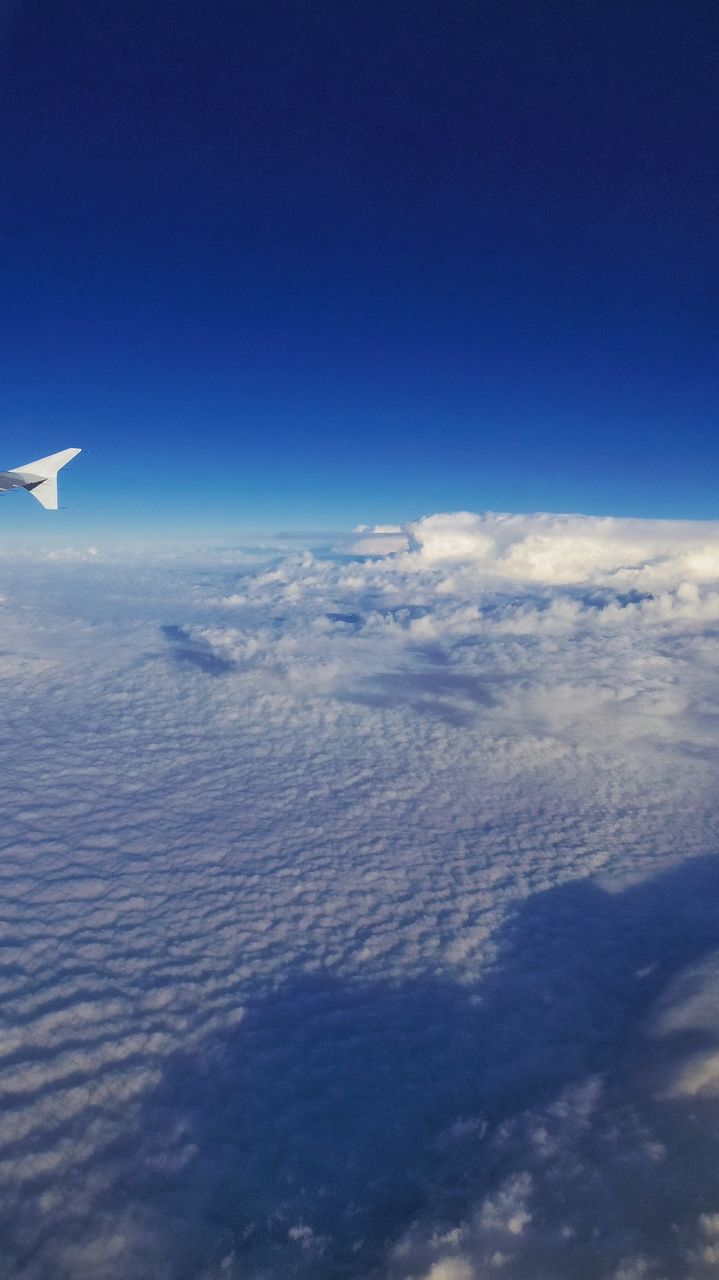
xmin=111 ymin=854 xmax=719 ymax=1276
xmin=160 ymin=624 xmax=236 ymax=676
xmin=341 ymin=668 xmax=499 ymax=726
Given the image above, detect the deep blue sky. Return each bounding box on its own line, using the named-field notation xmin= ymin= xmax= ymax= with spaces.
xmin=1 ymin=0 xmax=718 ymax=532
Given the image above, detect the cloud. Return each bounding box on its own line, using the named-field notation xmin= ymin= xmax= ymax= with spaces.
xmin=351 ymin=509 xmax=719 ymax=594
xmin=2 ymin=511 xmax=719 ymax=1276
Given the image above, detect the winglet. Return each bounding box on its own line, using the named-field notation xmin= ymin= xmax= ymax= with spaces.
xmin=9 ymin=448 xmax=82 ymax=510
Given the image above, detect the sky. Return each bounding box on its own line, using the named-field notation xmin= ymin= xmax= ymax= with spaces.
xmin=2 ymin=0 xmax=719 ymax=532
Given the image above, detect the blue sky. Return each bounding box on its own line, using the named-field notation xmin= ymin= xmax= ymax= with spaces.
xmin=2 ymin=0 xmax=718 ymax=533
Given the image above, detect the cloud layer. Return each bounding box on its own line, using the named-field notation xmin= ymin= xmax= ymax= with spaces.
xmin=351 ymin=509 xmax=719 ymax=590
xmin=3 ymin=511 xmax=719 ymax=1277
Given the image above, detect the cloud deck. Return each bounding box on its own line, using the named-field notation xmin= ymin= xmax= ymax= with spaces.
xmin=2 ymin=512 xmax=719 ymax=1278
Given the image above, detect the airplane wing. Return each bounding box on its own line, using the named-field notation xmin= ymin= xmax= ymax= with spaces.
xmin=0 ymin=448 xmax=81 ymax=510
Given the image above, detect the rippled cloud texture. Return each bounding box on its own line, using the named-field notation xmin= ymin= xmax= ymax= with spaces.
xmin=4 ymin=510 xmax=719 ymax=1279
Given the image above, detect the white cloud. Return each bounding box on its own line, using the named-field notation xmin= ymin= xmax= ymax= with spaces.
xmin=2 ymin=512 xmax=719 ymax=1277
xmin=402 ymin=510 xmax=719 ymax=588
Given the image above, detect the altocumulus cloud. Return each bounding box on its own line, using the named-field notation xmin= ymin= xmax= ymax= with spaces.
xmin=2 ymin=511 xmax=719 ymax=1277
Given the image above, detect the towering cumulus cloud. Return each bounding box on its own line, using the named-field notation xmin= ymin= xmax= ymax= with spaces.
xmin=3 ymin=511 xmax=719 ymax=1278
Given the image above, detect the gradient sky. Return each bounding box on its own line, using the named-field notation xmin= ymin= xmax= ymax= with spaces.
xmin=1 ymin=0 xmax=718 ymax=533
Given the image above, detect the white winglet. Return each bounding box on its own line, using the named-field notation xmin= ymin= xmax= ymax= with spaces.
xmin=5 ymin=448 xmax=82 ymax=510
